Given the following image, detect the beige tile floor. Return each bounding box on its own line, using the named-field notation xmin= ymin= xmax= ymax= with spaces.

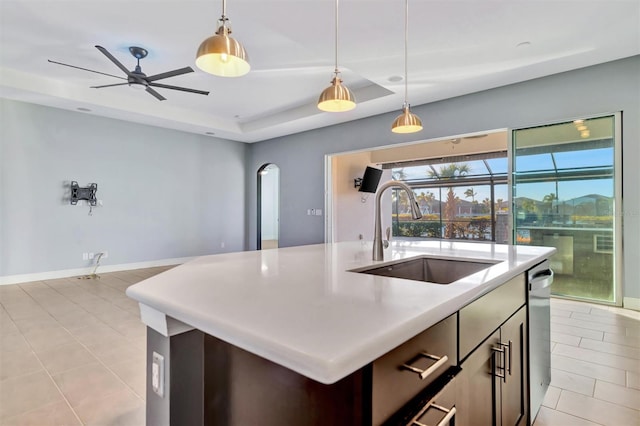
xmin=1 ymin=267 xmax=639 ymax=425
xmin=0 ymin=267 xmax=173 ymax=426
xmin=534 ymin=298 xmax=640 ymax=426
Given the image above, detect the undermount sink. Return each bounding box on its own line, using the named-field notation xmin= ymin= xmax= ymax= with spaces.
xmin=351 ymin=256 xmax=499 ymax=284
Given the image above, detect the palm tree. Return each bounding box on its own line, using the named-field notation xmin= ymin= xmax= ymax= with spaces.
xmin=417 ymin=191 xmax=436 ymax=214
xmin=429 ymin=164 xmax=470 ymax=238
xmin=464 ymin=188 xmax=477 ymax=203
xmin=391 ymin=168 xmax=410 ymax=215
xmin=542 ymin=193 xmax=557 ymax=214
xmin=392 ymin=168 xmax=407 ymax=181
xmin=464 ymin=188 xmax=478 ymax=215
xmin=482 ymin=197 xmax=492 ymax=214
xmin=522 ymin=199 xmax=536 ymax=213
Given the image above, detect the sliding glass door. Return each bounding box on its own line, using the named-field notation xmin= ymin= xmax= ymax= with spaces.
xmin=512 ymin=115 xmax=621 ymax=305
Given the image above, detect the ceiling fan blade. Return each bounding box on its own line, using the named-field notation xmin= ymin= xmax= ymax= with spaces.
xmin=145 ymin=67 xmax=194 ymax=82
xmin=95 ymin=45 xmax=132 ymax=76
xmin=148 ymin=82 xmax=209 ymax=96
xmin=90 ymin=82 xmax=129 ymax=89
xmin=48 ymin=59 xmax=127 ymax=80
xmin=145 ymin=86 xmax=166 ymax=101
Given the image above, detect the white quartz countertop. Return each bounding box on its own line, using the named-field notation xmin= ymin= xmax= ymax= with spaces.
xmin=126 ymin=241 xmax=555 ymax=384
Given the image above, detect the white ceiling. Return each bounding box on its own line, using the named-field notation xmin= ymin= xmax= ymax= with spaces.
xmin=1 ymin=1 xmax=638 ymax=143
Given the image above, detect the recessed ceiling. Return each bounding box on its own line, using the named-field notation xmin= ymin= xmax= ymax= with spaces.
xmin=1 ymin=0 xmax=638 ymax=143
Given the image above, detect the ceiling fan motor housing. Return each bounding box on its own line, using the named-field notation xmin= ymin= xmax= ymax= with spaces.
xmin=129 ymin=46 xmax=148 ymax=60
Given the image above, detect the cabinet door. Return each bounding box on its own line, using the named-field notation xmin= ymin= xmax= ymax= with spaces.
xmin=456 ymin=329 xmax=501 ymax=426
xmin=500 ymin=306 xmax=528 ymax=426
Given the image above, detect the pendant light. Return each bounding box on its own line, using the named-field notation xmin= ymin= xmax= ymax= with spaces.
xmin=317 ymin=0 xmax=356 ymax=112
xmin=196 ymin=0 xmax=250 ymax=77
xmin=391 ymin=0 xmax=422 ymax=133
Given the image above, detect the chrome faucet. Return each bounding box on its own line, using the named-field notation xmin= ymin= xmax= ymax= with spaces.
xmin=373 ymin=180 xmax=423 ymax=261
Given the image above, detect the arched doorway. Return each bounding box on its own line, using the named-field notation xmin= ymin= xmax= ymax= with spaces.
xmin=257 ymin=164 xmax=280 ymax=250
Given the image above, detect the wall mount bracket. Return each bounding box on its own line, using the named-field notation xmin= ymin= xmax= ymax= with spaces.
xmin=70 ymin=181 xmax=98 ymax=206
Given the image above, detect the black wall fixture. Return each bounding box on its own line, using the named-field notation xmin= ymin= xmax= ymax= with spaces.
xmin=70 ymin=181 xmax=98 ymax=206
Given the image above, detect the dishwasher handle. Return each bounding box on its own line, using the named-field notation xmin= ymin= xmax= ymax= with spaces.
xmin=529 ymin=269 xmax=554 ymax=292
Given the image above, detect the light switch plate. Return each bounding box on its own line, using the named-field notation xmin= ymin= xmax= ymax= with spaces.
xmin=152 ymin=351 xmax=164 ymax=397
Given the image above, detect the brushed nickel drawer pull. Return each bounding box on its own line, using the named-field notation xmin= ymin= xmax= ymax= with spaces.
xmin=410 ymin=403 xmax=456 ymax=426
xmin=492 ymin=344 xmax=509 ymax=383
xmin=402 ymin=352 xmax=449 ymax=380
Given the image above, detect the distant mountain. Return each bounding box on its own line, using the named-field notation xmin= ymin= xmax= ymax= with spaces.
xmin=515 ymin=194 xmax=611 ymax=204
xmin=568 ymin=194 xmax=612 ymax=204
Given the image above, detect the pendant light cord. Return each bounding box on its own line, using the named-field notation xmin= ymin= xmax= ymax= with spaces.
xmin=334 ymin=0 xmax=340 ymax=74
xmin=404 ymin=0 xmax=409 ymax=106
xmin=221 ymin=0 xmax=227 ymax=25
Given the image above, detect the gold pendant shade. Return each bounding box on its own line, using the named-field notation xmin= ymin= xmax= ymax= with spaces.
xmin=317 ymin=75 xmax=356 ymax=112
xmin=196 ymin=24 xmax=250 ymax=77
xmin=391 ymin=105 xmax=423 ymax=133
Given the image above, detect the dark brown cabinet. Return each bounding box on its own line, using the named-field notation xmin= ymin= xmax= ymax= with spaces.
xmin=456 ymin=306 xmax=528 ymax=426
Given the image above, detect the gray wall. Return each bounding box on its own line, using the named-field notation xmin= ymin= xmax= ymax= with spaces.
xmin=0 ymin=99 xmax=247 ymax=277
xmin=247 ymin=56 xmax=640 ymax=299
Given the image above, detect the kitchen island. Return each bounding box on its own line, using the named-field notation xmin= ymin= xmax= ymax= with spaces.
xmin=126 ymin=241 xmax=555 ymax=425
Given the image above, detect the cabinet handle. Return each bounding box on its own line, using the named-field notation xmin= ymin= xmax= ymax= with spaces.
xmin=530 ymin=269 xmax=554 ymax=291
xmin=506 ymin=340 xmax=512 ymax=376
xmin=409 ymin=403 xmax=456 ymax=426
xmin=492 ymin=341 xmax=511 ymax=382
xmin=492 ymin=346 xmax=506 ymax=383
xmin=402 ymin=352 xmax=449 ymax=380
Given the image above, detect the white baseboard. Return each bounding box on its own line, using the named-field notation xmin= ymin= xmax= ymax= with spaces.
xmin=623 ymin=297 xmax=640 ymax=311
xmin=0 ymin=256 xmax=196 ymax=285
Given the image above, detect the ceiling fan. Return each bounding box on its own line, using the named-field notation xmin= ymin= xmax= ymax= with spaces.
xmin=48 ymin=45 xmax=209 ymax=101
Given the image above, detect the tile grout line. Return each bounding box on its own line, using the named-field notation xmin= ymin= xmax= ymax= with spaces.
xmin=42 ymin=276 xmax=140 ymax=339
xmin=552 ymin=389 xmax=607 ymax=426
xmin=550 ymin=353 xmax=630 ymax=382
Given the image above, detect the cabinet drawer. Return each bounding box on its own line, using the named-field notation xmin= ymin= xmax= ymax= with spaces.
xmin=458 ymin=273 xmax=526 ymax=361
xmin=372 ymin=314 xmax=457 ymax=425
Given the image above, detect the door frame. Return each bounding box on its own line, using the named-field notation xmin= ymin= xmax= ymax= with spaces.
xmin=509 ymin=112 xmax=623 ymax=306
xmin=257 ymin=163 xmax=280 ymax=250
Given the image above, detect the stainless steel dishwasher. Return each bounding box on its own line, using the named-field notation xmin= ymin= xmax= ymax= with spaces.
xmin=528 ymin=260 xmax=554 ymax=424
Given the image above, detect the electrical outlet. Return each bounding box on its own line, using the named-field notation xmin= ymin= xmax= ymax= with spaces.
xmin=220 ymin=242 xmax=225 ymax=248
xmin=88 ymin=252 xmax=94 ymax=260
xmin=99 ymin=251 xmax=109 ymax=259
xmin=82 ymin=253 xmax=88 ymax=261
xmin=152 ymin=352 xmax=164 ymax=397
